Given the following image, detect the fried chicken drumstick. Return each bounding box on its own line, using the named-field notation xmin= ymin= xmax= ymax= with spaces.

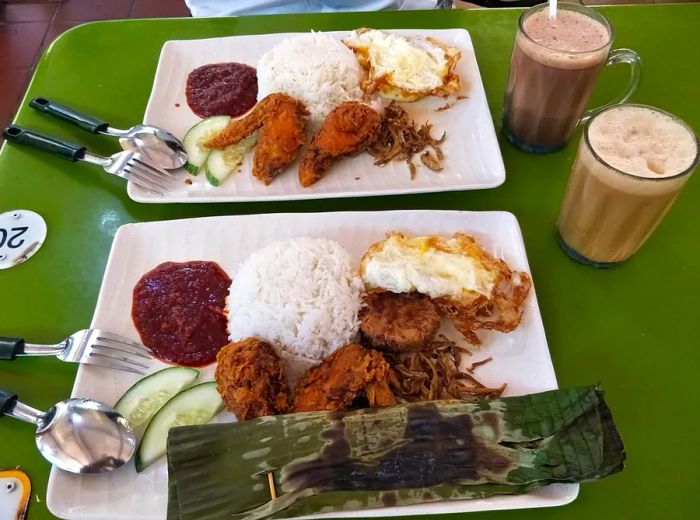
xmin=204 ymin=93 xmax=309 ymax=185
xmin=215 ymin=338 xmax=290 ymax=420
xmin=294 ymin=343 xmax=396 ymax=412
xmin=299 ymin=101 xmax=380 ymax=187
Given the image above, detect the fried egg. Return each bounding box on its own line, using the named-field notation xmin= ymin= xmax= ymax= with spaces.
xmin=343 ymin=28 xmax=461 ymax=102
xmin=359 ymin=232 xmax=498 ymax=300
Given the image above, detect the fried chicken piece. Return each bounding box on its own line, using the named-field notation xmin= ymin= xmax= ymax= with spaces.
xmin=204 ymin=93 xmax=309 ymax=185
xmin=360 ymin=291 xmax=441 ymax=352
xmin=299 ymin=102 xmax=380 ymax=187
xmin=215 ymin=338 xmax=290 ymax=420
xmin=293 ymin=343 xmax=396 ymax=412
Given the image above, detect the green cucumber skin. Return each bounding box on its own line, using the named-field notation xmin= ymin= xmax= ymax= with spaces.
xmin=205 ymin=167 xmax=220 ymax=187
xmin=184 ymin=162 xmax=200 ymax=175
xmin=114 ymin=367 xmax=199 ymax=429
xmin=135 ymin=381 xmax=223 ymax=472
xmin=182 ymin=115 xmax=231 ymax=170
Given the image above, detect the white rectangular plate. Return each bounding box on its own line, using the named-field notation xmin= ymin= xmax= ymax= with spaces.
xmin=133 ymin=29 xmax=505 ymax=203
xmin=48 ymin=210 xmax=576 ymax=519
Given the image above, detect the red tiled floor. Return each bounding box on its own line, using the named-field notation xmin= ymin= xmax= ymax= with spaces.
xmin=131 ymin=0 xmax=191 ymax=18
xmin=0 ymin=21 xmax=49 ymax=70
xmin=0 ymin=2 xmax=59 ymax=22
xmin=0 ymin=68 xmax=31 ymax=126
xmin=54 ymin=0 xmax=133 ymax=21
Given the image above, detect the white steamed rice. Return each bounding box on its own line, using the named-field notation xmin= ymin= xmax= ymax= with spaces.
xmin=257 ymin=33 xmax=364 ymax=128
xmin=228 ymin=238 xmax=364 ymax=362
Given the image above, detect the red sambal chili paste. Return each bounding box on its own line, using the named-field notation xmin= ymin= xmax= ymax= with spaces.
xmin=185 ymin=62 xmax=258 ymax=118
xmin=132 ymin=261 xmax=231 ymax=366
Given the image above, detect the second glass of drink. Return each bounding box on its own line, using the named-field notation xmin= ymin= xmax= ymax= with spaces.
xmin=557 ymin=104 xmax=698 ymax=267
xmin=503 ymin=3 xmax=641 ymax=153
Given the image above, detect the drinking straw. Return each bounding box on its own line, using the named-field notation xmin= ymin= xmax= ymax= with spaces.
xmin=549 ymin=0 xmax=557 ymax=19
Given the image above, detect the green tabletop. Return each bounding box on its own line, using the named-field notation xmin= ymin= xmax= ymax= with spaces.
xmin=1 ymin=4 xmax=698 ymax=520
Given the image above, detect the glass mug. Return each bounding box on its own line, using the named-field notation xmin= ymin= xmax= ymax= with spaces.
xmin=557 ymin=104 xmax=698 ymax=268
xmin=503 ymin=3 xmax=642 ymax=153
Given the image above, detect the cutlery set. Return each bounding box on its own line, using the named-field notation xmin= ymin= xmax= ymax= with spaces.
xmin=2 ymin=98 xmax=187 ymax=195
xmin=1 ymin=101 xmax=174 ymax=473
xmin=1 ymin=329 xmax=151 ymax=473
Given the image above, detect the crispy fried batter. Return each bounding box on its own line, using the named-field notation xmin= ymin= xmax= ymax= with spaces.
xmin=433 ymin=249 xmax=532 ymax=346
xmin=204 ymin=93 xmax=309 ymax=185
xmin=293 ymin=343 xmax=396 ymax=412
xmin=299 ymin=102 xmax=380 ymax=187
xmin=215 ymin=338 xmax=290 ymax=420
xmin=360 ymin=291 xmax=441 ymax=352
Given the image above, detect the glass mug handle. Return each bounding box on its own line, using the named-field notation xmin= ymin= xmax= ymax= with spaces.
xmin=580 ymin=48 xmax=642 ymax=123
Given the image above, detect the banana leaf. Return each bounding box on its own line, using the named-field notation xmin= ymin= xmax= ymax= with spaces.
xmin=167 ymin=386 xmax=625 ymax=520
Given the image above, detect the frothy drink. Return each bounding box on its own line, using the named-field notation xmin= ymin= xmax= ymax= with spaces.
xmin=558 ymin=105 xmax=698 ymax=265
xmin=504 ymin=6 xmax=611 ymax=151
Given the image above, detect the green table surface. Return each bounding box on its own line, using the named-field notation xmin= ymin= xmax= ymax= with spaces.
xmin=1 ymin=4 xmax=699 ymax=519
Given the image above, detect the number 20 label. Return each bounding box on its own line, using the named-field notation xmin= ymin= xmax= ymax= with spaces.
xmin=0 ymin=227 xmax=29 ymax=249
xmin=0 ymin=210 xmax=47 ymax=269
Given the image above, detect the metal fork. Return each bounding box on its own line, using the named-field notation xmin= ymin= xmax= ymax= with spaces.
xmin=0 ymin=329 xmax=152 ymax=375
xmin=2 ymin=125 xmax=179 ymax=195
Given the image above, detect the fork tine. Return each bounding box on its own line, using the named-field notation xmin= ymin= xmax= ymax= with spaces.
xmin=126 ymin=163 xmax=174 ymax=191
xmin=88 ymin=348 xmax=150 ymax=370
xmin=93 ymin=340 xmax=152 ymax=361
xmin=122 ymin=167 xmax=164 ymax=193
xmin=85 ymin=353 xmax=147 ymax=375
xmin=123 ymin=167 xmax=166 ymax=194
xmin=133 ymin=157 xmax=177 ymax=179
xmin=94 ymin=331 xmax=150 ymax=353
xmin=131 ymin=158 xmax=179 ymax=187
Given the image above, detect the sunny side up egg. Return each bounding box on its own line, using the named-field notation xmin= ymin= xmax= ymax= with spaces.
xmin=343 ymin=29 xmax=461 ymax=102
xmin=359 ymin=232 xmax=498 ymax=300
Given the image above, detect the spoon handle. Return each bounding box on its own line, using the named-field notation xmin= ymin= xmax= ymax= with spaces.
xmin=0 ymin=388 xmax=18 ymax=415
xmin=0 ymin=389 xmax=45 ymax=425
xmin=30 ymin=97 xmax=109 ymax=134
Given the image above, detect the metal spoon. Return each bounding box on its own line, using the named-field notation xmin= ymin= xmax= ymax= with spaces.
xmin=29 ymin=97 xmax=187 ymax=170
xmin=0 ymin=388 xmax=136 ymax=474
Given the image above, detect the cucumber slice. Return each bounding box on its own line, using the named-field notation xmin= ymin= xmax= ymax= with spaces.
xmin=135 ymin=381 xmax=223 ymax=472
xmin=204 ymin=133 xmax=257 ymax=187
xmin=182 ymin=115 xmax=231 ymax=174
xmin=114 ymin=367 xmax=199 ymax=429
xmin=183 ymin=162 xmax=200 ymax=175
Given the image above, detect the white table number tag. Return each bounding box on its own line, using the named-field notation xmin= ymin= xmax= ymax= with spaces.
xmin=0 ymin=209 xmax=47 ymax=270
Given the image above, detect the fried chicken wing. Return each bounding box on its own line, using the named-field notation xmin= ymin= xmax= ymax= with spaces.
xmin=215 ymin=337 xmax=290 ymax=420
xmin=293 ymin=343 xmax=396 ymax=412
xmin=360 ymin=291 xmax=441 ymax=352
xmin=299 ymin=101 xmax=380 ymax=187
xmin=205 ymin=93 xmax=309 ymax=185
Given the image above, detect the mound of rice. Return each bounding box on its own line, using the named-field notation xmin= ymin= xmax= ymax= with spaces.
xmin=257 ymin=33 xmax=364 ymax=128
xmin=228 ymin=238 xmax=364 ymax=362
